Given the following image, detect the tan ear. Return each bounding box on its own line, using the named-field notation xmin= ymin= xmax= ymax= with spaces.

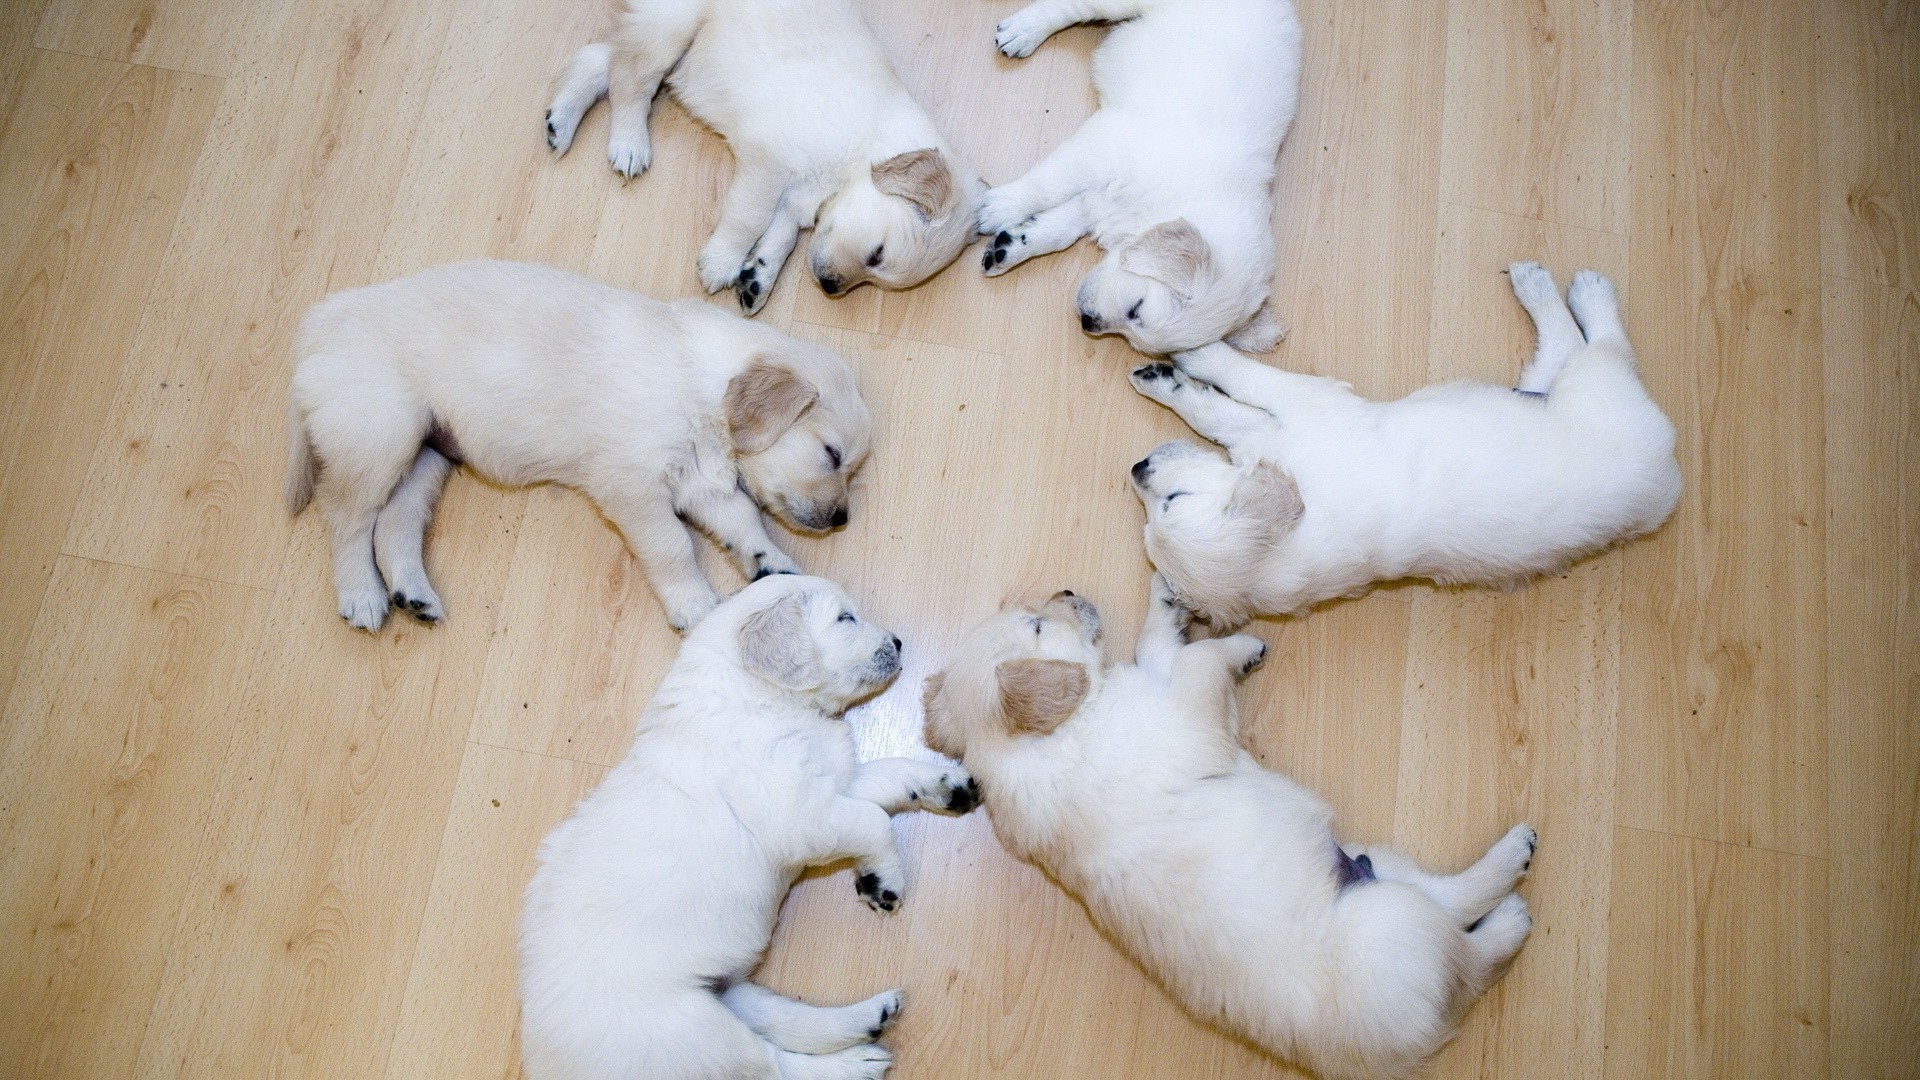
xmin=1224 ymin=300 xmax=1288 ymax=353
xmin=995 ymin=658 xmax=1089 ymax=737
xmin=725 ymin=361 xmax=819 ymax=455
xmin=871 ymin=148 xmax=954 ymax=218
xmin=1228 ymin=459 xmax=1305 ymax=536
xmin=1120 ymin=219 xmax=1213 ymax=300
xmin=737 ymin=592 xmax=821 ymax=690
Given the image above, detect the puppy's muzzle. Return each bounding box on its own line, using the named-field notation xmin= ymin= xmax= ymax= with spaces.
xmin=869 ymin=634 xmax=904 ymax=682
xmin=1131 ymin=457 xmax=1153 ymax=485
xmin=1042 ymin=590 xmax=1102 ymax=641
xmin=790 ymin=503 xmax=851 ymax=532
xmin=1079 ymin=310 xmax=1103 ymax=333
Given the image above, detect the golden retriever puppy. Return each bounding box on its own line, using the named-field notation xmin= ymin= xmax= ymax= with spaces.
xmin=285 ymin=260 xmax=870 ymax=633
xmin=546 ymin=0 xmax=986 ymax=314
xmin=923 ymin=581 xmax=1536 ymax=1079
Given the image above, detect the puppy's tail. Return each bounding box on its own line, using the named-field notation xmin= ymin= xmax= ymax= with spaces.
xmin=284 ymin=400 xmax=316 ymax=515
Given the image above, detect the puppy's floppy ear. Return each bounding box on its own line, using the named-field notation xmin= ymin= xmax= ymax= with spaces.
xmin=1228 ymin=459 xmax=1305 ymax=536
xmin=871 ymin=148 xmax=954 ymax=218
xmin=995 ymin=658 xmax=1089 ymax=737
xmin=737 ymin=592 xmax=821 ymax=690
xmin=1224 ymin=300 xmax=1288 ymax=353
xmin=725 ymin=360 xmax=819 ymax=455
xmin=1120 ymin=219 xmax=1213 ymax=300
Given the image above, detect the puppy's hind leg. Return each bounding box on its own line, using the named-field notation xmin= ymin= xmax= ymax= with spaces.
xmin=1509 ymin=262 xmax=1585 ymax=394
xmin=1566 ymin=270 xmax=1627 ymax=350
xmin=1460 ymin=892 xmax=1532 ymax=1000
xmin=1347 ymin=823 xmax=1537 ymax=927
xmin=982 ymin=195 xmax=1089 ymax=276
xmin=1129 ymin=362 xmax=1272 ymax=447
xmin=1134 ymin=572 xmax=1193 ymax=680
xmin=721 ymin=983 xmax=903 ymax=1054
xmin=305 ymin=392 xmax=427 ymax=632
xmin=372 ymin=446 xmax=453 ymax=624
xmin=601 ymin=0 xmax=702 ymax=177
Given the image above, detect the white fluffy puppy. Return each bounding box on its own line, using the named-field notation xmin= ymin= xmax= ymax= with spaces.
xmin=520 ymin=574 xmax=980 ymax=1080
xmin=546 ymin=0 xmax=986 ymax=315
xmin=285 ymin=260 xmax=872 ymax=634
xmin=977 ymin=0 xmax=1301 ymax=354
xmin=1128 ymin=264 xmax=1682 ymax=625
xmin=922 ymin=583 xmax=1537 ymax=1080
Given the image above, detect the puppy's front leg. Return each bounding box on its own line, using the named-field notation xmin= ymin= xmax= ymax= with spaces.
xmin=1134 ymin=572 xmax=1192 ymax=680
xmin=994 ymin=0 xmax=1147 ymax=58
xmin=847 ymin=758 xmax=980 ymax=815
xmin=982 ymin=196 xmax=1089 ymax=276
xmin=1169 ymin=634 xmax=1267 ymax=739
xmin=819 ymin=797 xmax=906 ymax=913
xmin=1129 ymin=362 xmax=1272 ymax=447
xmin=732 ymin=194 xmax=806 ymax=316
xmin=698 ymin=163 xmax=788 ymax=295
xmin=676 ymin=483 xmax=801 ymax=582
xmin=976 ymin=126 xmax=1104 ymax=241
xmin=1172 ymin=342 xmax=1336 ymax=418
xmin=603 ymin=487 xmax=719 ymax=632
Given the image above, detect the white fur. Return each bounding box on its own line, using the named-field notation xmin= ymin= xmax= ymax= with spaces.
xmin=520 ymin=575 xmax=980 ymax=1080
xmin=922 ymin=583 xmax=1536 ymax=1080
xmin=978 ymin=0 xmax=1301 ymax=354
xmin=285 ymin=260 xmax=872 ymax=633
xmin=1128 ymin=264 xmax=1682 ymax=625
xmin=546 ymin=0 xmax=986 ymax=314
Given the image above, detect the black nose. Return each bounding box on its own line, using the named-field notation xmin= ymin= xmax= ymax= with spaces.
xmin=1059 ymin=590 xmax=1074 ymax=597
xmin=890 ymin=635 xmax=902 ymax=652
xmin=1080 ymin=311 xmax=1099 ymax=332
xmin=828 ymin=507 xmax=849 ymax=528
xmin=1131 ymin=457 xmax=1152 ymax=482
xmin=818 ymin=275 xmax=843 ymax=295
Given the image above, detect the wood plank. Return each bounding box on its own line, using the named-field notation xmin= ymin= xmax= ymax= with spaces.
xmin=0 ymin=51 xmax=218 ymax=712
xmin=1618 ymin=0 xmax=1828 ymax=857
xmin=1603 ymin=828 xmax=1828 ymax=1080
xmin=62 ymin=0 xmax=458 ymax=592
xmin=1438 ymin=0 xmax=1631 ymax=235
xmin=1817 ymin=0 xmax=1919 ymax=290
xmin=1820 ymin=275 xmax=1920 ymax=1078
xmin=382 ymin=742 xmax=604 ymax=1080
xmin=0 ymin=558 xmax=269 ymax=1080
xmin=34 ymin=0 xmax=298 ymax=79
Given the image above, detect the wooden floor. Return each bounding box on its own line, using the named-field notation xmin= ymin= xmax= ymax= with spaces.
xmin=0 ymin=0 xmax=1913 ymax=1076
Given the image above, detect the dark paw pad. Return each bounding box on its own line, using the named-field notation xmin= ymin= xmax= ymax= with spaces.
xmin=1133 ymin=362 xmax=1174 ymax=382
xmin=854 ymin=872 xmax=899 ymax=912
xmin=1240 ymin=644 xmax=1267 ymax=676
xmin=944 ymin=777 xmax=982 ymax=814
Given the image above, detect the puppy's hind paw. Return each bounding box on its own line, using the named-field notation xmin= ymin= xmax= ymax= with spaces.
xmin=862 ymin=989 xmax=904 ymax=1041
xmin=389 ymin=586 xmax=444 ymax=625
xmin=854 ymin=870 xmax=902 ymax=914
xmin=810 ymin=1043 xmax=893 ymax=1080
xmin=1226 ymin=634 xmax=1268 ymax=679
xmin=1490 ymin=823 xmax=1539 ymax=882
xmin=1507 ymin=260 xmax=1560 ymax=310
xmin=607 ymin=132 xmax=651 ymax=180
xmin=338 ymin=586 xmax=391 ymax=633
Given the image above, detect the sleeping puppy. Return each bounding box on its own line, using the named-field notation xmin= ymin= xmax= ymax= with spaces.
xmin=977 ymin=0 xmax=1302 ymax=354
xmin=521 ymin=575 xmax=980 ymax=1080
xmin=1128 ymin=264 xmax=1682 ymax=625
xmin=922 ymin=582 xmax=1536 ymax=1080
xmin=285 ymin=260 xmax=871 ymax=634
xmin=546 ymin=0 xmax=986 ymax=315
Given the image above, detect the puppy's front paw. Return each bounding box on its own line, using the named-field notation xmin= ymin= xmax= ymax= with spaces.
xmin=663 ymin=590 xmax=719 ymax=635
xmin=975 ymin=188 xmax=1027 ymax=238
xmin=749 ymin=548 xmax=801 ymax=581
xmin=1490 ymin=823 xmax=1539 ymax=882
xmin=994 ymin=13 xmax=1053 ymax=58
xmin=735 ymin=257 xmax=772 ymax=315
xmin=338 ymin=585 xmax=390 ymax=633
xmin=607 ymin=129 xmax=651 ymax=180
xmin=861 ymin=989 xmax=904 ymax=1040
xmin=1226 ymin=634 xmax=1268 ymax=678
xmin=1566 ymin=269 xmax=1618 ymax=324
xmin=814 ymin=1043 xmax=893 ymax=1080
xmin=389 ymin=586 xmax=444 ymax=625
xmin=854 ymin=870 xmax=903 ymax=913
xmin=915 ymin=769 xmax=981 ymax=815
xmin=981 ymin=226 xmax=1034 ymax=276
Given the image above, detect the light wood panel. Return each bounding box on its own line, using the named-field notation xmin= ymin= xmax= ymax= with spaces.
xmin=0 ymin=0 xmax=1910 ymax=1078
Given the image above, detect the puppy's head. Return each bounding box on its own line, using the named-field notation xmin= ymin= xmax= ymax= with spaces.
xmin=1130 ymin=441 xmax=1303 ymax=623
xmin=809 ymin=148 xmax=986 ymax=297
xmin=1077 ymin=219 xmax=1266 ymax=354
xmin=716 ymin=574 xmax=903 ymax=713
xmin=726 ymin=351 xmax=871 ymax=533
xmin=922 ymin=591 xmax=1102 ymax=760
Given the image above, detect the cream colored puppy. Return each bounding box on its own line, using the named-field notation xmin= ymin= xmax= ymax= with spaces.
xmin=923 ymin=583 xmax=1536 ymax=1080
xmin=978 ymin=0 xmax=1301 ymax=354
xmin=285 ymin=260 xmax=870 ymax=633
xmin=1129 ymin=264 xmax=1682 ymax=625
xmin=521 ymin=575 xmax=980 ymax=1080
xmin=546 ymin=0 xmax=986 ymax=315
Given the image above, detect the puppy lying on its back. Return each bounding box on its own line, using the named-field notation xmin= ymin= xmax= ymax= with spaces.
xmin=923 ymin=582 xmax=1536 ymax=1080
xmin=979 ymin=0 xmax=1302 ymax=354
xmin=547 ymin=0 xmax=986 ymax=314
xmin=1129 ymin=264 xmax=1682 ymax=625
xmin=286 ymin=260 xmax=870 ymax=633
xmin=521 ymin=575 xmax=980 ymax=1080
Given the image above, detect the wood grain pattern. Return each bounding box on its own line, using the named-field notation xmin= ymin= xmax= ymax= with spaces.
xmin=0 ymin=0 xmax=1909 ymax=1077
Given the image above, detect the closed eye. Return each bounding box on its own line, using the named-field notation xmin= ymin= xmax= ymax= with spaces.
xmin=1127 ymin=299 xmax=1144 ymax=321
xmin=865 ymin=245 xmax=884 ymax=268
xmin=837 ymin=611 xmax=856 ymax=624
xmin=825 ymin=445 xmax=842 ymax=470
xmin=1162 ymin=491 xmax=1186 ymax=509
